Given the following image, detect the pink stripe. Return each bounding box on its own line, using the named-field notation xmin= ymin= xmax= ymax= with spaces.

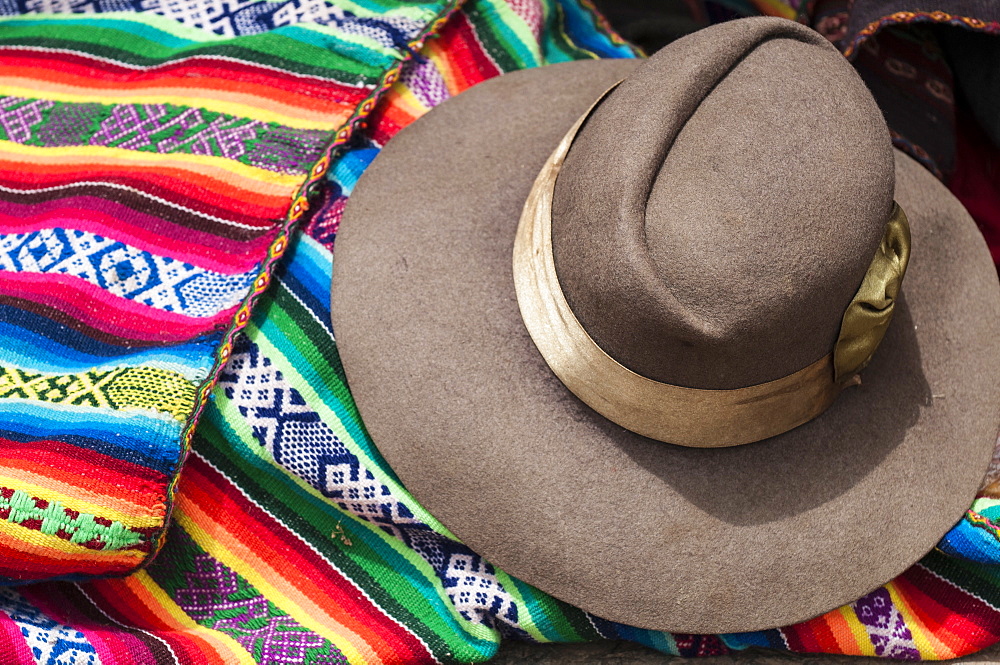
xmin=20 ymin=585 xmax=146 ymax=665
xmin=0 ymin=271 xmax=237 ymax=341
xmin=0 ymin=598 xmax=36 ymax=664
xmin=0 ymin=197 xmax=274 ymax=271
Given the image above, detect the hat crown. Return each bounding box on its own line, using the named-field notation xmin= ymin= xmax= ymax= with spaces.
xmin=551 ymin=18 xmax=895 ymax=389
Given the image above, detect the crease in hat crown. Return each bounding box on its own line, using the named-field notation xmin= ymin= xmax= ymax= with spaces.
xmin=514 ymin=17 xmax=905 ymax=447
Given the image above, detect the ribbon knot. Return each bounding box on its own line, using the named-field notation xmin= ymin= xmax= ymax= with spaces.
xmin=833 ymin=203 xmax=912 ymax=382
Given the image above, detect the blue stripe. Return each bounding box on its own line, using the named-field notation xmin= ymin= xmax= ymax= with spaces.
xmin=0 ymin=303 xmax=219 ymax=378
xmin=0 ymin=401 xmax=182 ymax=473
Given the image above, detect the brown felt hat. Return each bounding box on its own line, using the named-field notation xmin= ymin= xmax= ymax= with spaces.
xmin=330 ymin=17 xmax=1000 ymax=633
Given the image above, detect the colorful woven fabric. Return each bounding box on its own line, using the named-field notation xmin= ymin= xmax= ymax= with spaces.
xmin=0 ymin=0 xmax=467 ymax=583
xmin=4 ymin=0 xmax=1000 ymax=663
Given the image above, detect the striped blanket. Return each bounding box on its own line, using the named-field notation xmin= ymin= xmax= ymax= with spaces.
xmin=1 ymin=0 xmax=1000 ymax=662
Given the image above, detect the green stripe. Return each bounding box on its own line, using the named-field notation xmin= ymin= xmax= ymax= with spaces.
xmin=0 ymin=27 xmax=387 ymax=80
xmin=197 ymin=405 xmax=498 ymax=661
xmin=246 ymin=284 xmax=599 ymax=646
xmin=504 ymin=573 xmax=600 ymax=642
xmin=921 ymin=548 xmax=1000 ymax=609
xmin=147 ymin=523 xmax=349 ymax=662
xmin=251 ymin=284 xmax=401 ymax=485
xmin=464 ymin=0 xmax=537 ymax=72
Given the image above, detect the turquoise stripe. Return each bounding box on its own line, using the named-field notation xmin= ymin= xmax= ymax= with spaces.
xmin=0 ymin=15 xmax=202 ymax=48
xmin=282 ymin=233 xmax=331 ymax=305
xmin=555 ymin=0 xmax=636 ymax=59
xmin=0 ymin=325 xmax=216 ymax=381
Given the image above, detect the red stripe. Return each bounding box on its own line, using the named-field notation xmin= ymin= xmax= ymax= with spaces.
xmin=0 ymin=201 xmax=272 ymax=273
xmin=4 ymin=438 xmax=167 ymax=486
xmin=84 ymin=581 xmax=218 ymax=665
xmin=0 ymin=537 xmax=139 ymax=580
xmin=439 ymin=13 xmax=501 ymax=88
xmin=0 ymin=164 xmax=289 ymax=223
xmin=21 ymin=585 xmax=174 ymax=665
xmin=893 ymin=567 xmax=1000 ymax=653
xmin=180 ymin=454 xmax=432 ymax=664
xmin=781 ymin=612 xmax=841 ymax=653
xmin=1 ymin=438 xmax=169 ymax=505
xmin=1 ymin=49 xmax=365 ymax=106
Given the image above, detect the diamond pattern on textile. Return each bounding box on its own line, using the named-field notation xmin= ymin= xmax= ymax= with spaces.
xmin=90 ymin=105 xmax=264 ymax=160
xmin=0 ymin=229 xmax=258 ymax=317
xmin=0 ymin=96 xmax=328 ymax=173
xmin=216 ymin=333 xmax=526 ymax=632
xmin=3 ymin=0 xmax=425 ymax=44
xmin=852 ymin=587 xmax=921 ymax=659
xmin=34 ymin=103 xmax=104 ymax=147
xmin=0 ymin=98 xmax=55 ymax=144
xmin=0 ymin=587 xmax=101 ymax=665
xmin=169 ymin=535 xmax=347 ymax=664
xmin=0 ymin=365 xmax=196 ymax=420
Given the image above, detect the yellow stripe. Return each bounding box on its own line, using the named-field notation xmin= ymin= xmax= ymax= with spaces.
xmin=0 ymin=470 xmax=163 ymax=524
xmin=0 ymin=83 xmax=347 ymax=131
xmin=425 ymin=40 xmax=463 ymax=97
xmin=124 ymin=573 xmax=261 ymax=665
xmin=750 ymin=0 xmax=797 ymax=18
xmin=384 ymin=85 xmax=429 ymax=120
xmin=174 ymin=505 xmax=380 ymax=665
xmin=836 ymin=604 xmax=879 ymax=657
xmin=0 ymin=140 xmax=303 ymax=191
xmin=0 ymin=519 xmax=146 ymax=559
xmin=885 ymin=580 xmax=951 ymax=659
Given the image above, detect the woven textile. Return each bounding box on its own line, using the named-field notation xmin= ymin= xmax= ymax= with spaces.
xmin=4 ymin=0 xmax=1000 ymax=663
xmin=0 ymin=1 xmax=638 ymax=663
xmin=0 ymin=0 xmax=466 ymax=583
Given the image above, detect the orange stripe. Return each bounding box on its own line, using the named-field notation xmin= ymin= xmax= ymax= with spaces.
xmin=0 ymin=462 xmax=162 ymax=519
xmin=0 ymin=156 xmax=295 ymax=211
xmin=175 ymin=494 xmax=386 ymax=664
xmin=0 ymin=528 xmax=141 ymax=578
xmin=101 ymin=574 xmax=255 ymax=665
xmin=892 ymin=575 xmax=962 ymax=658
xmin=3 ymin=70 xmax=355 ymax=128
xmin=0 ymin=144 xmax=298 ymax=196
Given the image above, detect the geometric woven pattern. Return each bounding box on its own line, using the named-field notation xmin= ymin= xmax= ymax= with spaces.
xmin=852 ymin=588 xmax=921 ymax=659
xmin=0 ymin=0 xmax=461 ymax=586
xmin=0 ymin=229 xmax=257 ymax=317
xmin=8 ymin=0 xmax=426 ymax=41
xmin=0 ymin=587 xmax=101 ymax=665
xmin=217 ymin=331 xmax=525 ymax=632
xmin=0 ymin=365 xmax=196 ymax=420
xmin=154 ymin=529 xmax=348 ymax=665
xmin=0 ymin=97 xmax=329 ymax=175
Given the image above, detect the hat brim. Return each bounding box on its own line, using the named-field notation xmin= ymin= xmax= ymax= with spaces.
xmin=330 ymin=58 xmax=1000 ymax=633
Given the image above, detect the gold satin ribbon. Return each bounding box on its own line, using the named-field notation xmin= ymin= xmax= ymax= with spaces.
xmin=834 ymin=203 xmax=911 ymax=382
xmin=512 ymin=87 xmax=911 ymax=448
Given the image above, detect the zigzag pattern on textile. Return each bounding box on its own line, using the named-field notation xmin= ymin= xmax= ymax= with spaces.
xmin=0 ymin=229 xmax=258 ymax=317
xmin=0 ymin=365 xmax=196 ymax=419
xmin=0 ymin=487 xmax=155 ymax=551
xmin=1 ymin=0 xmax=432 ymax=42
xmin=0 ymin=97 xmax=330 ymax=175
xmin=0 ymin=0 xmax=455 ymax=585
xmin=217 ymin=331 xmax=523 ymax=632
